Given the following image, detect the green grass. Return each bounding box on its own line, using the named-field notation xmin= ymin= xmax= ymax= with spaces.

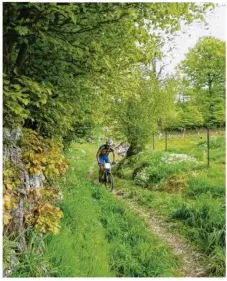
xmin=42 ymin=161 xmax=113 ymax=277
xmin=9 ymin=130 xmax=225 ymax=277
xmin=8 ymin=231 xmax=52 ymax=277
xmin=113 ymin=130 xmax=225 ymax=276
xmin=41 ymin=142 xmax=181 ymax=277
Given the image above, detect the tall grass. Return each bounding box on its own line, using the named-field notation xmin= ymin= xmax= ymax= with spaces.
xmin=43 ymin=165 xmax=112 ymax=277
xmin=8 ymin=231 xmax=51 ymax=277
xmin=113 ymin=132 xmax=225 ymax=276
xmin=92 ymin=186 xmax=180 ymax=277
xmin=41 ymin=143 xmax=181 ymax=277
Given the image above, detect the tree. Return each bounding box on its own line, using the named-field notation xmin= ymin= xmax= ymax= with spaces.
xmin=3 ymin=2 xmax=214 ymax=274
xmin=179 ymin=36 xmax=225 ymax=166
xmin=108 ymin=70 xmax=176 ymax=156
xmin=179 ymin=36 xmax=225 ymax=128
xmin=164 ymin=78 xmax=204 ymax=131
xmin=3 ymin=2 xmax=213 ymax=143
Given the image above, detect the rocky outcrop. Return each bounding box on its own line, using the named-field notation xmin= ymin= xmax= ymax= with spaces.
xmin=113 ymin=143 xmax=129 ymax=157
xmin=3 ymin=127 xmax=46 ymax=274
xmin=3 ymin=127 xmax=46 ymax=191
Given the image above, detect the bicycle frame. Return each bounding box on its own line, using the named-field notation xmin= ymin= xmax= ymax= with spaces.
xmin=101 ymin=162 xmax=114 ymax=191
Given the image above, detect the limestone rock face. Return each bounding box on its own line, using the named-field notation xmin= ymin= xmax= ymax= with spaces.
xmin=3 ymin=127 xmax=46 ymax=191
xmin=29 ymin=173 xmax=46 ymax=189
xmin=113 ymin=143 xmax=129 ymax=157
xmin=3 ymin=127 xmax=46 ymax=275
xmin=3 ymin=127 xmax=22 ymax=143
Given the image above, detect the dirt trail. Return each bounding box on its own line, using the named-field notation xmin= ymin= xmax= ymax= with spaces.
xmin=112 ymin=189 xmax=208 ymax=277
xmin=88 ymin=168 xmax=208 ymax=277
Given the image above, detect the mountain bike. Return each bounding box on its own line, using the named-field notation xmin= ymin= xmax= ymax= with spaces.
xmin=101 ymin=162 xmax=114 ymax=192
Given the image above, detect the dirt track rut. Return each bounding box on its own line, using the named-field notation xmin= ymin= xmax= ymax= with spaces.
xmin=112 ymin=190 xmax=208 ymax=277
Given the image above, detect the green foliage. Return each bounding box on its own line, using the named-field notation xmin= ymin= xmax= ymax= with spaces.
xmin=25 ymin=204 xmax=64 ymax=234
xmin=3 ymin=236 xmax=19 ymax=274
xmin=3 ymin=74 xmax=30 ymax=127
xmin=179 ymin=37 xmax=226 ymax=127
xmin=3 ymin=73 xmax=54 ymax=128
xmin=3 ymin=127 xmax=68 ymax=245
xmin=108 ymin=71 xmax=176 ymax=156
xmin=171 ymin=196 xmax=225 ymax=253
xmin=8 ymin=232 xmax=52 ymax=277
xmin=21 ymin=129 xmax=68 ymax=178
xmin=62 ymin=120 xmax=94 ymax=150
xmin=99 ymin=198 xmax=179 ymax=277
xmin=3 ymin=2 xmax=212 ymax=145
xmin=208 ymin=246 xmax=225 ymax=276
xmin=3 ymin=128 xmax=68 ymax=275
xmin=3 ymin=160 xmax=22 ymax=225
xmin=186 ymin=165 xmax=225 ymax=197
xmin=3 ymin=1 xmax=216 ymax=277
xmin=43 ymin=166 xmax=113 ymax=277
xmin=19 ymin=129 xmax=67 ymax=234
xmin=111 ymin=130 xmax=225 ymax=276
xmin=115 ymin=171 xmax=226 ymax=276
xmin=197 ymin=137 xmax=225 ymax=149
xmin=117 ymin=151 xmax=202 ymax=188
xmin=166 ymin=103 xmax=204 ymax=131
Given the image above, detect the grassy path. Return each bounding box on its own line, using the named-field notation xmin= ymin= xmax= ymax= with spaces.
xmin=84 ymin=131 xmax=225 ymax=277
xmin=44 ymin=143 xmax=184 ymax=277
xmin=49 ymin=140 xmax=224 ymax=277
xmin=111 ymin=189 xmax=208 ymax=277
xmin=86 ymin=149 xmax=208 ymax=277
xmin=89 ymin=169 xmax=208 ymax=277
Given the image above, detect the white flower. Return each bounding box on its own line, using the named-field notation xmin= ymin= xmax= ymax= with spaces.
xmin=161 ymin=153 xmax=198 ymax=164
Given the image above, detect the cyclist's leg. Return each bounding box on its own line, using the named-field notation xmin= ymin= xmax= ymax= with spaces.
xmin=99 ymin=164 xmax=104 ymax=182
xmin=98 ymin=155 xmax=105 ymax=182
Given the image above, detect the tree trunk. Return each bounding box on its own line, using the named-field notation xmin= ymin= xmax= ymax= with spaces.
xmin=126 ymin=143 xmax=143 ymax=157
xmin=15 ymin=43 xmax=29 ymax=74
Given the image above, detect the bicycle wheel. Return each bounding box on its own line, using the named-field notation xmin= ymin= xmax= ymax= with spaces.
xmin=105 ymin=172 xmax=114 ymax=191
xmin=101 ymin=172 xmax=107 ymax=184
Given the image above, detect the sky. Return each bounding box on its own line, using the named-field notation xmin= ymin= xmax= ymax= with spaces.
xmin=161 ymin=3 xmax=226 ymax=74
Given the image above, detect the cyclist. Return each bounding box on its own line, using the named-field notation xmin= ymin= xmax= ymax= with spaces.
xmin=96 ymin=139 xmax=116 ymax=183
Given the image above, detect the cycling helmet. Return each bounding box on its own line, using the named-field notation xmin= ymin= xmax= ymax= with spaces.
xmin=106 ymin=138 xmax=113 ymax=145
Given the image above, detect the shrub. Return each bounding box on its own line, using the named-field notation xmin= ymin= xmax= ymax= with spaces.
xmin=134 ymin=152 xmax=201 ymax=187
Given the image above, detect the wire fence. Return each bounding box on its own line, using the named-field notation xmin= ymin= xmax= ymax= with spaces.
xmin=151 ymin=128 xmax=225 ymax=167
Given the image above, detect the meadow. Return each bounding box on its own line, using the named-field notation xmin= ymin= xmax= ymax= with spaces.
xmin=112 ymin=129 xmax=225 ymax=276
xmin=8 ymin=129 xmax=225 ymax=277
xmin=39 ymin=142 xmax=181 ymax=277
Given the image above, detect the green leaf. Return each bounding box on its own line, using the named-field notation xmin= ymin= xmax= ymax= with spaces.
xmin=15 ymin=26 xmax=30 ymax=36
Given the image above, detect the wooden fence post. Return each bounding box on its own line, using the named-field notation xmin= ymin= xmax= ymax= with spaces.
xmin=152 ymin=132 xmax=155 ymax=150
xmin=207 ymin=127 xmax=210 ymax=167
xmin=165 ymin=130 xmax=167 ymax=151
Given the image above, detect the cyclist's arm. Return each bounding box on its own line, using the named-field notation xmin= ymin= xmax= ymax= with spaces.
xmin=112 ymin=150 xmax=116 ymax=162
xmin=96 ymin=150 xmax=101 ymax=164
